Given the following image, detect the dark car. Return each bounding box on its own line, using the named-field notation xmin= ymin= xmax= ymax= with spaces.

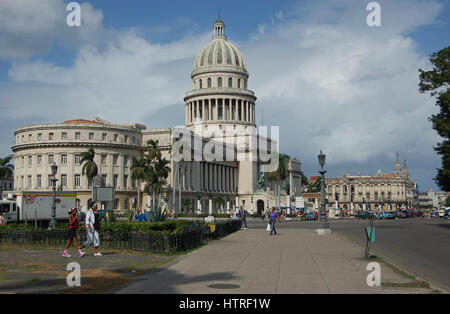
xmin=356 ymin=211 xmax=373 ymax=219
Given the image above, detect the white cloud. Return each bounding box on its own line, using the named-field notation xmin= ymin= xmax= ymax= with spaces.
xmin=0 ymin=0 xmax=445 ymax=188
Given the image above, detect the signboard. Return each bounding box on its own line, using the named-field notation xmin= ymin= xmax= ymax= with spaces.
xmin=93 ymin=187 xmax=115 ymax=202
xmin=295 ymin=197 xmax=305 ymax=208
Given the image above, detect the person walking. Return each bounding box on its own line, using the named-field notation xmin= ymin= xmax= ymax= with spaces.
xmin=239 ymin=206 xmax=248 ymax=229
xmin=79 ymin=202 xmax=102 ymax=256
xmin=269 ymin=207 xmax=279 ymax=235
xmin=62 ymin=207 xmax=86 ymax=258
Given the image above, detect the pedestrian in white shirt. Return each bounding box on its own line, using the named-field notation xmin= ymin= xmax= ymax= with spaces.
xmin=79 ymin=202 xmax=102 ymax=256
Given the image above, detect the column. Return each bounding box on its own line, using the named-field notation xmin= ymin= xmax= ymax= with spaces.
xmin=202 ymin=100 xmax=205 ymax=122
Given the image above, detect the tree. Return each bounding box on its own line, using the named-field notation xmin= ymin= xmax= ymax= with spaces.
xmin=181 ymin=199 xmax=192 ymax=212
xmin=0 ymin=155 xmax=14 ymax=180
xmin=419 ymin=46 xmax=450 ymax=191
xmin=266 ymin=153 xmax=290 ymax=209
xmin=306 ymin=177 xmax=321 ymax=193
xmin=143 ymin=140 xmax=171 ymax=210
xmin=212 ymin=195 xmax=225 ymax=213
xmin=80 ymin=148 xmax=98 ymax=202
xmin=131 ymin=156 xmax=147 ymax=213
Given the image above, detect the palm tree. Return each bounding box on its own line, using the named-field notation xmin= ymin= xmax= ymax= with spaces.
xmin=267 ymin=153 xmax=290 ymax=209
xmin=213 ymin=195 xmax=225 ymax=213
xmin=80 ymin=148 xmax=98 ymax=202
xmin=0 ymin=155 xmax=14 ymax=180
xmin=131 ymin=156 xmax=148 ymax=213
xmin=181 ymin=199 xmax=192 ymax=212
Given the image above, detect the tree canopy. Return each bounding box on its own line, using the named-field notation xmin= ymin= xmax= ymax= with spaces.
xmin=419 ymin=46 xmax=450 ymax=191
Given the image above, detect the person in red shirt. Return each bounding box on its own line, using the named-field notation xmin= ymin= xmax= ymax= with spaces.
xmin=62 ymin=207 xmax=86 ymax=258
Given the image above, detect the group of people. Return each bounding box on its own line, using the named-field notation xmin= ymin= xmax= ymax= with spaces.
xmin=63 ymin=201 xmax=102 ymax=258
xmin=239 ymin=206 xmax=281 ymax=235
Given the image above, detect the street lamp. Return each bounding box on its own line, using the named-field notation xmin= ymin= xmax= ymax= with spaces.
xmin=49 ymin=162 xmax=58 ymax=229
xmin=317 ymin=150 xmax=330 ymax=232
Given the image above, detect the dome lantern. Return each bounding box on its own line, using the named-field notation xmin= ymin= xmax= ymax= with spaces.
xmin=214 ymin=11 xmax=226 ymax=40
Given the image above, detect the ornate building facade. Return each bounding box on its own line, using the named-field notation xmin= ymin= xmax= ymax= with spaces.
xmin=10 ymin=19 xmax=303 ymax=214
xmin=324 ymin=156 xmax=417 ymax=215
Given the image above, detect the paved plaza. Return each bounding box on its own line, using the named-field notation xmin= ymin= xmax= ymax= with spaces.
xmin=116 ymin=221 xmax=438 ymax=294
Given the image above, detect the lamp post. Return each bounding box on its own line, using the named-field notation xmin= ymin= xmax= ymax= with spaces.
xmin=49 ymin=162 xmax=58 ymax=229
xmin=317 ymin=150 xmax=330 ymax=232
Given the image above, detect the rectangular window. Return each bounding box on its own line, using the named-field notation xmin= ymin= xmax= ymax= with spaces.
xmin=74 ymin=175 xmax=81 ymax=187
xmin=27 ymin=175 xmax=32 ymax=188
xmin=132 ymin=136 xmax=136 ymax=144
xmin=124 ymin=135 xmax=128 ymax=143
xmin=102 ymin=133 xmax=107 ymax=141
xmin=74 ymin=154 xmax=80 ymax=164
xmin=49 ymin=133 xmax=54 ymax=140
xmin=37 ymin=175 xmax=42 ymax=188
xmin=101 ymin=155 xmax=107 ymax=165
xmin=37 ymin=133 xmax=42 ymax=141
xmin=89 ymin=133 xmax=94 ymax=140
xmin=28 ymin=134 xmax=32 ymax=142
xmin=49 ymin=155 xmax=54 ymax=164
xmin=124 ymin=156 xmax=128 ymax=167
xmin=61 ymin=132 xmax=67 ymax=140
xmin=113 ymin=175 xmax=118 ymax=188
xmin=113 ymin=155 xmax=118 ymax=165
xmin=28 ymin=156 xmax=32 ymax=166
xmin=61 ymin=154 xmax=67 ymax=164
xmin=101 ymin=175 xmax=107 ymax=187
xmin=114 ymin=134 xmax=118 ymax=141
xmin=48 ymin=175 xmax=52 ymax=187
xmin=37 ymin=155 xmax=42 ymax=165
xmin=124 ymin=175 xmax=128 ymax=188
xmin=75 ymin=132 xmax=81 ymax=140
xmin=61 ymin=175 xmax=67 ymax=187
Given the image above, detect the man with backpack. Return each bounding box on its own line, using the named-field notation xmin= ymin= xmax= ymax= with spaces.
xmin=79 ymin=202 xmax=102 ymax=256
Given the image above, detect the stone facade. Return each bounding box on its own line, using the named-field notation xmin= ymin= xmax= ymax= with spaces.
xmin=324 ymin=157 xmax=417 ymax=215
xmin=10 ymin=19 xmax=303 ymax=214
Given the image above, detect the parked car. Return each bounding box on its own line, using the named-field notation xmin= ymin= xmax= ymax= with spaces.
xmin=305 ymin=212 xmax=317 ymax=220
xmin=395 ymin=211 xmax=407 ymax=218
xmin=356 ymin=211 xmax=373 ymax=219
xmin=375 ymin=211 xmax=395 ymax=219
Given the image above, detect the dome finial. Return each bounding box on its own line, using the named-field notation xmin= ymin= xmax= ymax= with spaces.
xmin=213 ymin=12 xmax=226 ymax=40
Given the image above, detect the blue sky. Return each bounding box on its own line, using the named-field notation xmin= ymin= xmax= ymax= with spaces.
xmin=0 ymin=0 xmax=449 ymax=191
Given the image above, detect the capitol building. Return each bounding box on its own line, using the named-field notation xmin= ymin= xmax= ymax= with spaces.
xmin=11 ymin=19 xmax=303 ymax=214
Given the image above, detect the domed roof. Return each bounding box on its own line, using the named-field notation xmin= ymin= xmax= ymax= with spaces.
xmin=193 ymin=20 xmax=247 ymax=74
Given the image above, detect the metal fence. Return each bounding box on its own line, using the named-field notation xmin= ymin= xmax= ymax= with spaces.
xmin=0 ymin=219 xmax=241 ymax=253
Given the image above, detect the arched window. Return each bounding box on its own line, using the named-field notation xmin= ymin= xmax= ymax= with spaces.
xmin=199 ymin=79 xmax=202 ymax=89
xmin=218 ymin=77 xmax=222 ymax=88
xmin=228 ymin=77 xmax=233 ymax=88
xmin=207 ymin=78 xmax=212 ymax=88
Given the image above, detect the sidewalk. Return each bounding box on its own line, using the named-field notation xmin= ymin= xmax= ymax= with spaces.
xmin=117 ymin=227 xmax=434 ymax=294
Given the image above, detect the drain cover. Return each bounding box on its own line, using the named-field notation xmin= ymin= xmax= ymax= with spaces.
xmin=208 ymin=283 xmax=240 ymax=289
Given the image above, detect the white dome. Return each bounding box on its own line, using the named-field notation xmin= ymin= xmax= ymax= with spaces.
xmin=192 ymin=19 xmax=247 ymax=75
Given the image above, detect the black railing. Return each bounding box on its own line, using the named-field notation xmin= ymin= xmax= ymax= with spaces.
xmin=0 ymin=219 xmax=241 ymax=253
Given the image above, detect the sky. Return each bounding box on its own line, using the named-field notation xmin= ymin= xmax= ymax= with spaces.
xmin=0 ymin=0 xmax=449 ymax=191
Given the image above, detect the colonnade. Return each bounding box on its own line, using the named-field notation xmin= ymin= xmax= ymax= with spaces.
xmin=186 ymin=98 xmax=255 ymax=124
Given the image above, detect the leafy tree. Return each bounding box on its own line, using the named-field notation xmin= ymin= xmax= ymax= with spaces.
xmin=306 ymin=177 xmax=321 ymax=193
xmin=143 ymin=140 xmax=171 ymax=210
xmin=131 ymin=156 xmax=147 ymax=213
xmin=212 ymin=195 xmax=225 ymax=212
xmin=0 ymin=155 xmax=14 ymax=180
xmin=181 ymin=199 xmax=192 ymax=212
xmin=266 ymin=153 xmax=290 ymax=209
xmin=419 ymin=46 xmax=450 ymax=191
xmin=80 ymin=148 xmax=98 ymax=200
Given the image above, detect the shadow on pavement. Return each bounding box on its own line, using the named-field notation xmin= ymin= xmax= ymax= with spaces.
xmin=117 ymin=269 xmax=241 ymax=293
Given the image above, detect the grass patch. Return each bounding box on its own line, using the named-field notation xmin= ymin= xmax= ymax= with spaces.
xmin=381 ymin=281 xmax=429 ymax=288
xmin=370 ymin=256 xmax=415 ymax=280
